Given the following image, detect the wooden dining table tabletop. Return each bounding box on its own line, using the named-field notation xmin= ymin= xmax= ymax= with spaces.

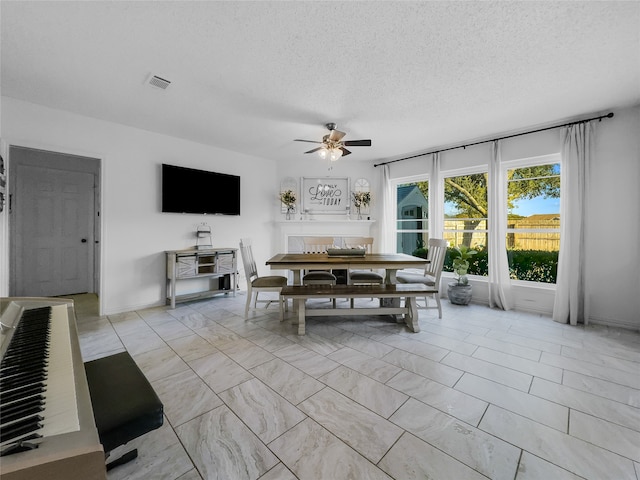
xmin=266 ymin=252 xmax=429 ymax=285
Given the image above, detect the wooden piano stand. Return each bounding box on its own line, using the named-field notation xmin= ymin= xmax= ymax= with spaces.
xmin=84 ymin=351 xmax=164 ymax=471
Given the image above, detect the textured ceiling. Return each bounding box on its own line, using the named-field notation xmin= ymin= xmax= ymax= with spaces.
xmin=1 ymin=1 xmax=639 ymax=164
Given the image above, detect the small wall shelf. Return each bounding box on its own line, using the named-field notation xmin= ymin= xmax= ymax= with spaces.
xmin=166 ymin=248 xmax=237 ymax=308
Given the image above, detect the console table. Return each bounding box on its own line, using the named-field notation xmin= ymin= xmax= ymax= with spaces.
xmin=166 ymin=248 xmax=237 ymax=308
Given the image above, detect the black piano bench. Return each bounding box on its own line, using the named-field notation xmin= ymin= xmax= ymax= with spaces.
xmin=84 ymin=351 xmax=164 ymax=471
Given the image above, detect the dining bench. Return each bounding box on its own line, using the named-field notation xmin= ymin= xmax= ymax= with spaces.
xmin=279 ymin=283 xmax=433 ymax=335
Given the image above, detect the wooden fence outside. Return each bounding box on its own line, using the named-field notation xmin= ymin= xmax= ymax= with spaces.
xmin=442 ymin=217 xmax=560 ymax=252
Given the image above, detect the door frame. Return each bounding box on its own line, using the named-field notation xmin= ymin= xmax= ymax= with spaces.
xmin=6 ymin=141 xmax=103 ymax=312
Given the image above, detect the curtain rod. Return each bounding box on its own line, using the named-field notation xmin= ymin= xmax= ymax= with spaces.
xmin=373 ymin=112 xmax=614 ymax=168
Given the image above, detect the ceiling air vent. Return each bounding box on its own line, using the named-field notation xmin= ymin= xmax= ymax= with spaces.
xmin=147 ymin=74 xmax=171 ymax=90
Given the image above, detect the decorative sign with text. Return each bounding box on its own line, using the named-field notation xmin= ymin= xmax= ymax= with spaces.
xmin=301 ymin=177 xmax=350 ymax=214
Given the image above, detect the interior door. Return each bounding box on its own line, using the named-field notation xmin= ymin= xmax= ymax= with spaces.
xmin=10 ymin=148 xmax=98 ymax=297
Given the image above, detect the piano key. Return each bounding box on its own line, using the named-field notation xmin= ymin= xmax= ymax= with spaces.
xmin=0 ymin=304 xmax=79 ymax=448
xmin=1 ymin=384 xmax=45 ymax=404
xmin=0 ymin=415 xmax=43 ymax=443
xmin=0 ymin=371 xmax=47 ymax=390
xmin=1 ymin=405 xmax=45 ymax=425
xmin=37 ymin=305 xmax=79 ymax=438
xmin=0 ymin=397 xmax=45 ymax=419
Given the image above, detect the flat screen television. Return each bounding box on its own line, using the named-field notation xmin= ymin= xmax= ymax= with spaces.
xmin=162 ymin=163 xmax=241 ymax=215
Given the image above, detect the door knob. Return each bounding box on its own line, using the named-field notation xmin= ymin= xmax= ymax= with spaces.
xmin=81 ymin=238 xmax=88 ymax=243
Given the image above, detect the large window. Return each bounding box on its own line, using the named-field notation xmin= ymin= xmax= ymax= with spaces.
xmin=505 ymin=156 xmax=561 ymax=283
xmin=389 ymin=155 xmax=561 ymax=285
xmin=395 ymin=177 xmax=428 ymax=256
xmin=443 ymin=170 xmax=488 ymax=277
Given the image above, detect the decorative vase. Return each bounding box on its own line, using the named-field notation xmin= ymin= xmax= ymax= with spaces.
xmin=356 ymin=206 xmax=362 ymax=220
xmin=447 ymin=282 xmax=473 ymax=305
xmin=286 ymin=206 xmax=294 ymax=220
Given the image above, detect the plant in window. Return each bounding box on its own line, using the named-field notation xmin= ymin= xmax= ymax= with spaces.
xmin=451 ymin=244 xmax=477 ymax=286
xmin=447 ymin=244 xmax=478 ymax=306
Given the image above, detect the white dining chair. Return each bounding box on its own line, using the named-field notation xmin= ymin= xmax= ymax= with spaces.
xmin=396 ymin=238 xmax=448 ymax=318
xmin=239 ymin=238 xmax=288 ymax=320
xmin=302 ymin=236 xmax=337 ymax=307
xmin=342 ymin=236 xmax=384 ymax=307
xmin=342 ymin=237 xmax=384 ymax=284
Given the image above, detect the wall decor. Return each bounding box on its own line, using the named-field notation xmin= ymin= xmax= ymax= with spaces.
xmin=353 ymin=178 xmax=370 ymax=193
xmin=302 ymin=177 xmax=350 ymax=214
xmin=352 ymin=178 xmax=371 ymax=218
xmin=279 ymin=177 xmax=298 ymax=214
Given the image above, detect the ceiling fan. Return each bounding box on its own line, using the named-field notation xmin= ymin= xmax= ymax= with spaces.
xmin=295 ymin=123 xmax=372 ymax=161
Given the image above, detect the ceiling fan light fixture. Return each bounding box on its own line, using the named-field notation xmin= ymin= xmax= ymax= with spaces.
xmin=329 ymin=148 xmax=343 ymax=161
xmin=297 ymin=123 xmax=371 ymax=161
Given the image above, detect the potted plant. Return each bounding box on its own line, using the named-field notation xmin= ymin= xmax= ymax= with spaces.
xmin=447 ymin=244 xmax=477 ymax=305
xmin=280 ymin=189 xmax=296 ymax=220
xmin=352 ymin=191 xmax=371 ymax=220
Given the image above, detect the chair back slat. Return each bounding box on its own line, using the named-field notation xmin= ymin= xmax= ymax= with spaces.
xmin=302 ymin=237 xmax=334 ymax=254
xmin=239 ymin=238 xmax=259 ymax=281
xmin=425 ymin=238 xmax=448 ymax=282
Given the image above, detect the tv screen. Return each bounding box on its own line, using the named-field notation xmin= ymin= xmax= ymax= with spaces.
xmin=162 ymin=163 xmax=240 ymax=215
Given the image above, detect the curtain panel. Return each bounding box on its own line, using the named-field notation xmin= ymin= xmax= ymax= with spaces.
xmin=429 ymin=152 xmax=443 ymax=238
xmin=380 ymin=164 xmax=395 ymax=253
xmin=488 ymin=141 xmax=513 ymax=310
xmin=553 ymin=122 xmax=595 ymax=325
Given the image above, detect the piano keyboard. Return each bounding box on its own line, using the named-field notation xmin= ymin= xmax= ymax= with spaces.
xmin=0 ymin=304 xmax=79 ymax=453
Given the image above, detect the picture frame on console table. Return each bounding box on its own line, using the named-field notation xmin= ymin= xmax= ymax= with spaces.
xmin=301 ymin=177 xmax=350 ymax=215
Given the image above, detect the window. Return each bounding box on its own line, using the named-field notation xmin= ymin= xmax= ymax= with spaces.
xmin=394 ymin=177 xmax=429 ymax=256
xmin=442 ymin=170 xmax=488 ymax=277
xmin=504 ymin=155 xmax=561 ymax=283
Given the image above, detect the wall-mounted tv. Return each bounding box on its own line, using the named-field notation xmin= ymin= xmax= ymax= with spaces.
xmin=162 ymin=163 xmax=240 ymax=215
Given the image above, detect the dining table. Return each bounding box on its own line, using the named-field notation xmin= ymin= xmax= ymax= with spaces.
xmin=265 ymin=252 xmax=429 ymax=285
xmin=266 ymin=252 xmax=430 ymax=322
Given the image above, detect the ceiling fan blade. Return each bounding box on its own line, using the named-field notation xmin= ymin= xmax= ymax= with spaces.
xmin=304 ymin=147 xmax=324 ymax=154
xmin=329 ymin=129 xmax=346 ymax=142
xmin=295 ymin=139 xmax=323 ymax=144
xmin=340 ymin=147 xmax=352 ymax=156
xmin=343 ymin=139 xmax=372 ymax=147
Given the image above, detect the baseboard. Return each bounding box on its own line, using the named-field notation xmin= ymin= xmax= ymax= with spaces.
xmin=588 ymin=315 xmax=640 ymax=332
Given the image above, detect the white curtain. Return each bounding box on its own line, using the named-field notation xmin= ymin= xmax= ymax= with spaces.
xmin=429 ymin=152 xmax=443 ymax=238
xmin=380 ymin=164 xmax=395 ymax=252
xmin=553 ymin=122 xmax=594 ymax=325
xmin=488 ymin=140 xmax=513 ymax=310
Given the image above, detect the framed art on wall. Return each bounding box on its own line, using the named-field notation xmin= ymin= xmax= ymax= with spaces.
xmin=301 ymin=177 xmax=350 ymax=214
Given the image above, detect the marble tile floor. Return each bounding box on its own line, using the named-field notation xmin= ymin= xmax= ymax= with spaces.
xmin=70 ymin=293 xmax=640 ymax=480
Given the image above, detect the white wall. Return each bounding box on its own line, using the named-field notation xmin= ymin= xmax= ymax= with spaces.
xmin=1 ymin=97 xmax=278 ymax=314
xmin=383 ymin=105 xmax=640 ymax=329
xmin=586 ymin=106 xmax=640 ymax=328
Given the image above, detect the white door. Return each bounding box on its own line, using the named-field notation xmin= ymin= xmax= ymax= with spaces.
xmin=12 ymin=163 xmax=95 ymax=297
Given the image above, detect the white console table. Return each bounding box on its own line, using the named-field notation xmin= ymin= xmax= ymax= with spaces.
xmin=166 ymin=248 xmax=237 ymax=308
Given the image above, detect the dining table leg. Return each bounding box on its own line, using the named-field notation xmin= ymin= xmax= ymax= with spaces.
xmin=290 ymin=269 xmax=302 ymax=321
xmin=383 ymin=269 xmax=402 ymax=312
xmin=297 ymin=300 xmax=306 ymax=335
